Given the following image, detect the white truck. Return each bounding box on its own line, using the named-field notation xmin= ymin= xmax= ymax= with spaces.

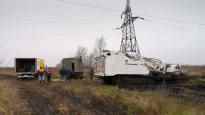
xmin=15 ymin=58 xmax=45 ymax=79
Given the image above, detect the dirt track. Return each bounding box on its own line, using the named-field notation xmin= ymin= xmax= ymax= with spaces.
xmin=1 ymin=75 xmax=205 ymax=115
xmin=0 ymin=76 xmax=54 ymax=114
xmin=0 ymin=76 xmax=84 ymax=115
xmin=0 ymin=76 xmax=127 ymax=115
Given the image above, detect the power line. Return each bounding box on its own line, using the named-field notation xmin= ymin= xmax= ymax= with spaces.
xmin=56 ymin=0 xmax=205 ymax=28
xmin=56 ymin=0 xmax=120 ymax=14
xmin=141 ymin=14 xmax=205 ymax=27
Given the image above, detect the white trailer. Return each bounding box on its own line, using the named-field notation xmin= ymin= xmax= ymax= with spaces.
xmin=15 ymin=58 xmax=45 ymax=79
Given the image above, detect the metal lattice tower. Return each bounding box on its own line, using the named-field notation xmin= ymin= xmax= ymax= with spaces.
xmin=120 ymin=0 xmax=144 ymax=58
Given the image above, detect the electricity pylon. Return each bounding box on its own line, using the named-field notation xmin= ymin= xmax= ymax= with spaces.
xmin=120 ymin=0 xmax=144 ymax=58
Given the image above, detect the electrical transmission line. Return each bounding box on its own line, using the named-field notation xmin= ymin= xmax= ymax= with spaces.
xmin=57 ymin=0 xmax=205 ymax=28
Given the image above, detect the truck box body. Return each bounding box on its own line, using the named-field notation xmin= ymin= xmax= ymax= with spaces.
xmin=15 ymin=58 xmax=45 ymax=78
xmin=95 ymin=51 xmax=150 ymax=77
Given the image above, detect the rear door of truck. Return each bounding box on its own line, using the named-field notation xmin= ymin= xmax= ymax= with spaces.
xmin=15 ymin=58 xmax=36 ymax=77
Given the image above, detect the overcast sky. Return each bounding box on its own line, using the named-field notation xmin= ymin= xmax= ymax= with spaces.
xmin=0 ymin=0 xmax=205 ymax=67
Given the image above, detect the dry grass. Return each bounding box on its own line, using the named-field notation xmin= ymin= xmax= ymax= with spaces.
xmin=0 ymin=81 xmax=17 ymax=115
xmin=62 ymin=80 xmax=205 ymax=115
xmin=0 ymin=68 xmax=16 ymax=77
xmin=182 ymin=65 xmax=205 ymax=77
xmin=0 ymin=81 xmax=29 ymax=115
xmin=0 ymin=77 xmax=204 ymax=115
xmin=189 ymin=78 xmax=205 ymax=86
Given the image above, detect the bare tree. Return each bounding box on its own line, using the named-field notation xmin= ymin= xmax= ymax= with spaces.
xmin=94 ymin=36 xmax=106 ymax=56
xmin=82 ymin=36 xmax=107 ymax=68
xmin=87 ymin=53 xmax=95 ymax=68
xmin=76 ymin=46 xmax=88 ymax=65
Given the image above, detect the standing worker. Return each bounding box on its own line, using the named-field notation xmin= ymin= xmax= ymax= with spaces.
xmin=59 ymin=67 xmax=66 ymax=80
xmin=45 ymin=65 xmax=52 ymax=83
xmin=38 ymin=61 xmax=46 ymax=84
xmin=59 ymin=67 xmax=72 ymax=80
xmin=46 ymin=70 xmax=52 ymax=83
xmin=38 ymin=66 xmax=45 ymax=84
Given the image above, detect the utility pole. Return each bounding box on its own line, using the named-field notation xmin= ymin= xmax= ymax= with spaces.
xmin=120 ymin=0 xmax=144 ymax=58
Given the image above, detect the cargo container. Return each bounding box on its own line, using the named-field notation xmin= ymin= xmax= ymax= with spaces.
xmin=15 ymin=58 xmax=45 ymax=79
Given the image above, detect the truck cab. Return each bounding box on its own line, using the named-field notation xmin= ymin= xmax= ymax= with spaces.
xmin=166 ymin=64 xmax=183 ymax=76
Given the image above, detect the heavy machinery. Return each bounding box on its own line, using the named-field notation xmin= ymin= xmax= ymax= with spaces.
xmin=95 ymin=50 xmax=166 ymax=84
xmin=15 ymin=58 xmax=45 ymax=79
xmin=94 ymin=0 xmax=183 ymax=85
xmin=165 ymin=64 xmax=183 ymax=76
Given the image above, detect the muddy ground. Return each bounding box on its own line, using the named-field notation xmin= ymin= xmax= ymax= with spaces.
xmin=0 ymin=76 xmax=129 ymax=115
xmin=0 ymin=76 xmax=72 ymax=115
xmin=0 ymin=75 xmax=205 ymax=115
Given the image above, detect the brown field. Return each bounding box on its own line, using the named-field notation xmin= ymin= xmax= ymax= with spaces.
xmin=182 ymin=65 xmax=205 ymax=77
xmin=0 ymin=68 xmax=15 ymax=77
xmin=0 ymin=75 xmax=204 ymax=115
xmin=0 ymin=66 xmax=205 ymax=115
xmin=0 ymin=67 xmax=59 ymax=78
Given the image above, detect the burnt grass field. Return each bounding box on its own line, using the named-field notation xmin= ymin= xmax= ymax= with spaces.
xmin=0 ymin=66 xmax=205 ymax=115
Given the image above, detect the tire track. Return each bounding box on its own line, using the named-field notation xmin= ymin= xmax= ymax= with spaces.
xmin=18 ymin=85 xmax=55 ymax=115
xmin=8 ymin=78 xmax=57 ymax=115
